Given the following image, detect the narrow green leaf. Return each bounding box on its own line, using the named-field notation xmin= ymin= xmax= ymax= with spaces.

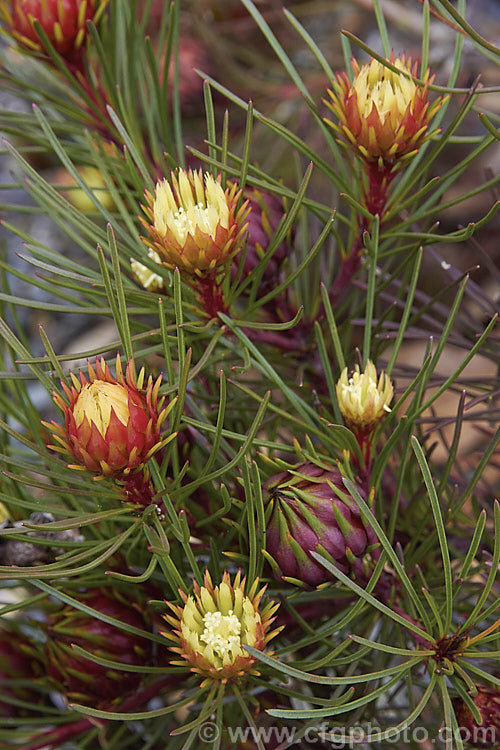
xmin=411 ymin=437 xmax=453 ymax=632
xmin=71 ymin=687 xmax=208 ymax=721
xmin=310 ymin=550 xmax=433 ymax=643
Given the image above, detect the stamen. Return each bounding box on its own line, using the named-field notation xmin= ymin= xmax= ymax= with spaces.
xmin=200 ymin=610 xmax=242 ymax=661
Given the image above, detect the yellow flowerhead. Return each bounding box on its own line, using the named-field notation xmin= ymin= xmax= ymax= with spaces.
xmin=325 ymin=54 xmax=442 ymax=165
xmin=163 ymin=570 xmax=281 ymax=685
xmin=59 ymin=166 xmax=115 ymax=213
xmin=140 ymin=169 xmax=250 ymax=278
xmin=336 ymin=360 xmax=394 ymax=434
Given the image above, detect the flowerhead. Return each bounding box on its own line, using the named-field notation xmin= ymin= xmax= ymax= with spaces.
xmin=59 ymin=165 xmax=116 ymax=213
xmin=163 ymin=570 xmax=281 ymax=685
xmin=264 ymin=462 xmax=378 ymax=588
xmin=140 ymin=169 xmax=250 ymax=278
xmin=1 ymin=0 xmax=106 ymax=59
xmin=45 ymin=355 xmax=170 ymax=477
xmin=325 ymin=54 xmax=442 ymax=165
xmin=336 ymin=360 xmax=393 ymax=435
xmin=130 ymin=249 xmax=166 ymax=293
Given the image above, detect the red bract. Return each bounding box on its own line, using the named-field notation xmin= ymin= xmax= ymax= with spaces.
xmin=1 ymin=0 xmax=103 ymax=58
xmin=45 ymin=355 xmax=170 ymax=477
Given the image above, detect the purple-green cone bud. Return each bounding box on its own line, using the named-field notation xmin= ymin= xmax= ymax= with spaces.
xmin=264 ymin=461 xmax=378 ymax=588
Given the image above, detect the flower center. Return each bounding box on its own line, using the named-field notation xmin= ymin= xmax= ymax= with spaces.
xmin=171 ymin=202 xmax=219 ymax=243
xmin=346 ymin=373 xmax=375 ymax=395
xmin=339 ymin=373 xmax=391 ymax=415
xmin=354 ymin=60 xmax=416 ymax=119
xmin=73 ymin=381 xmax=130 ymax=436
xmin=153 ymin=171 xmax=229 ymax=245
xmin=200 ymin=609 xmax=242 ymax=662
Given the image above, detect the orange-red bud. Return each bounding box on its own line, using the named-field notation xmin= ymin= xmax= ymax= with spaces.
xmin=45 ymin=355 xmax=170 ymax=477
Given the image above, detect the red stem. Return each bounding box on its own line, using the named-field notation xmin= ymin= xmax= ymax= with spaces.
xmin=329 ymin=235 xmax=364 ymax=304
xmin=364 ymin=160 xmax=397 ymax=218
xmin=330 ymin=160 xmax=396 ymax=306
xmin=195 ymin=275 xmax=229 ymax=319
